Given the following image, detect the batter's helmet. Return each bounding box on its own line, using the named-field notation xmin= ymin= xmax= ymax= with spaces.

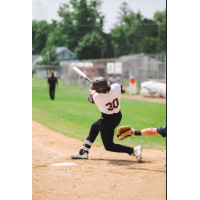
xmin=90 ymin=76 xmax=110 ymax=93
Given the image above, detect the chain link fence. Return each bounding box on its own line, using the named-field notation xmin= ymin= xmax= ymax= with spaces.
xmin=32 ymin=53 xmax=166 ymax=93
xmin=119 ymin=53 xmax=166 ymax=91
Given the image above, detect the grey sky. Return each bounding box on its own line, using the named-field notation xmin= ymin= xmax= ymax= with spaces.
xmin=32 ymin=0 xmax=166 ymax=33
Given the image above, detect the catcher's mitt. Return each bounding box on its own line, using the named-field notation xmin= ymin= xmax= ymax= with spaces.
xmin=117 ymin=125 xmax=133 ymax=140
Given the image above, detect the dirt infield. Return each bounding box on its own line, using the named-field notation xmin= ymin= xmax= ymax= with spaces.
xmin=32 ymin=120 xmax=166 ymax=200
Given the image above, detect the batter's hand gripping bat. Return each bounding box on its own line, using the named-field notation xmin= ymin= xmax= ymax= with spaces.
xmin=73 ymin=67 xmax=92 ymax=83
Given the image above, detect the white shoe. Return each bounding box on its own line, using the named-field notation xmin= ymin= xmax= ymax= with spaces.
xmin=70 ymin=152 xmax=88 ymax=159
xmin=132 ymin=146 xmax=142 ymax=163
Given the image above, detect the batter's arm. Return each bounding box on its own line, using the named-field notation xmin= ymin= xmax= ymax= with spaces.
xmin=88 ymin=90 xmax=96 ymax=104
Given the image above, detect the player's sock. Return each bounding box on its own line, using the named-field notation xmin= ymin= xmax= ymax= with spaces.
xmin=130 ymin=147 xmax=134 ymax=155
xmin=79 ymin=140 xmax=93 ymax=155
xmin=79 ymin=149 xmax=88 ymax=155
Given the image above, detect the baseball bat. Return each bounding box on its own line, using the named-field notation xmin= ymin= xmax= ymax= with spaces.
xmin=73 ymin=67 xmax=92 ymax=83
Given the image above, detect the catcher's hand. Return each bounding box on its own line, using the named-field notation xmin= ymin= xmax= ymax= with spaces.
xmin=117 ymin=125 xmax=134 ymax=140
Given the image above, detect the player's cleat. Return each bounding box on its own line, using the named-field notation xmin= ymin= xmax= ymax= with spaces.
xmin=70 ymin=152 xmax=88 ymax=159
xmin=132 ymin=146 xmax=142 ymax=163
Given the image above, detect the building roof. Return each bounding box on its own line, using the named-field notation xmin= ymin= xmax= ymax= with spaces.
xmin=32 ymin=55 xmax=43 ymax=65
xmin=55 ymin=47 xmax=74 ymax=56
xmin=119 ymin=54 xmax=141 ymax=63
xmin=32 ymin=55 xmax=40 ymax=63
xmin=32 ymin=47 xmax=75 ymax=65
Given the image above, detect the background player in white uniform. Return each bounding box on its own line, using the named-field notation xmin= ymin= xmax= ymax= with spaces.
xmin=71 ymin=76 xmax=142 ymax=162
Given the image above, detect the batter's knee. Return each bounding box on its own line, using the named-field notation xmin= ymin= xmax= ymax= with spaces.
xmin=104 ymin=143 xmax=114 ymax=151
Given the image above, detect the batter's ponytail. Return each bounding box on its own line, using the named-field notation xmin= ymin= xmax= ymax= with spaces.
xmin=103 ymin=86 xmax=111 ymax=94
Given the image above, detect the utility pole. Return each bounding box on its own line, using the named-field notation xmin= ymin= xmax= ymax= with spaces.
xmin=101 ymin=44 xmax=104 ymax=59
xmin=114 ymin=44 xmax=119 ymax=58
xmin=157 ymin=21 xmax=160 ymax=55
xmin=157 ymin=22 xmax=160 ymax=79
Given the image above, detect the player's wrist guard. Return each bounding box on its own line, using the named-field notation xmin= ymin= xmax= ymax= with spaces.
xmin=134 ymin=130 xmax=141 ymax=136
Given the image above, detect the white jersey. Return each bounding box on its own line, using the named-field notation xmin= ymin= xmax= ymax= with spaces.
xmin=93 ymin=83 xmax=121 ymax=114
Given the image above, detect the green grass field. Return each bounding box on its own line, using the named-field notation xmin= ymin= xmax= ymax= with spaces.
xmin=32 ymin=77 xmax=66 ymax=86
xmin=32 ymin=85 xmax=166 ymax=149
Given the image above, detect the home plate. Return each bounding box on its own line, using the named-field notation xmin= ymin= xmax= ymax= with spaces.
xmin=52 ymin=162 xmax=77 ymax=166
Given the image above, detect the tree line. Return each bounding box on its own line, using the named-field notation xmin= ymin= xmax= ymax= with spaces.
xmin=32 ymin=0 xmax=166 ymax=61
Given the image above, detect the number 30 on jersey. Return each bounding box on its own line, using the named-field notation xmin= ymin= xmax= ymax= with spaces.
xmin=105 ymin=98 xmax=119 ymax=111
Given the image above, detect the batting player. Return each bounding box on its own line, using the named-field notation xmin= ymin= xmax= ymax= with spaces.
xmin=47 ymin=70 xmax=58 ymax=100
xmin=71 ymin=76 xmax=142 ymax=162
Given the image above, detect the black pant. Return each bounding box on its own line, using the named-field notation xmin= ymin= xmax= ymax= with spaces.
xmin=86 ymin=111 xmax=133 ymax=155
xmin=49 ymin=87 xmax=55 ymax=100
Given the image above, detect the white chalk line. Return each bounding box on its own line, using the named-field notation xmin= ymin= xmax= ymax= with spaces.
xmin=32 ymin=139 xmax=67 ymax=157
xmin=35 ymin=172 xmax=81 ymax=177
xmin=32 ymin=139 xmax=77 ymax=166
xmin=52 ymin=162 xmax=76 ymax=166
